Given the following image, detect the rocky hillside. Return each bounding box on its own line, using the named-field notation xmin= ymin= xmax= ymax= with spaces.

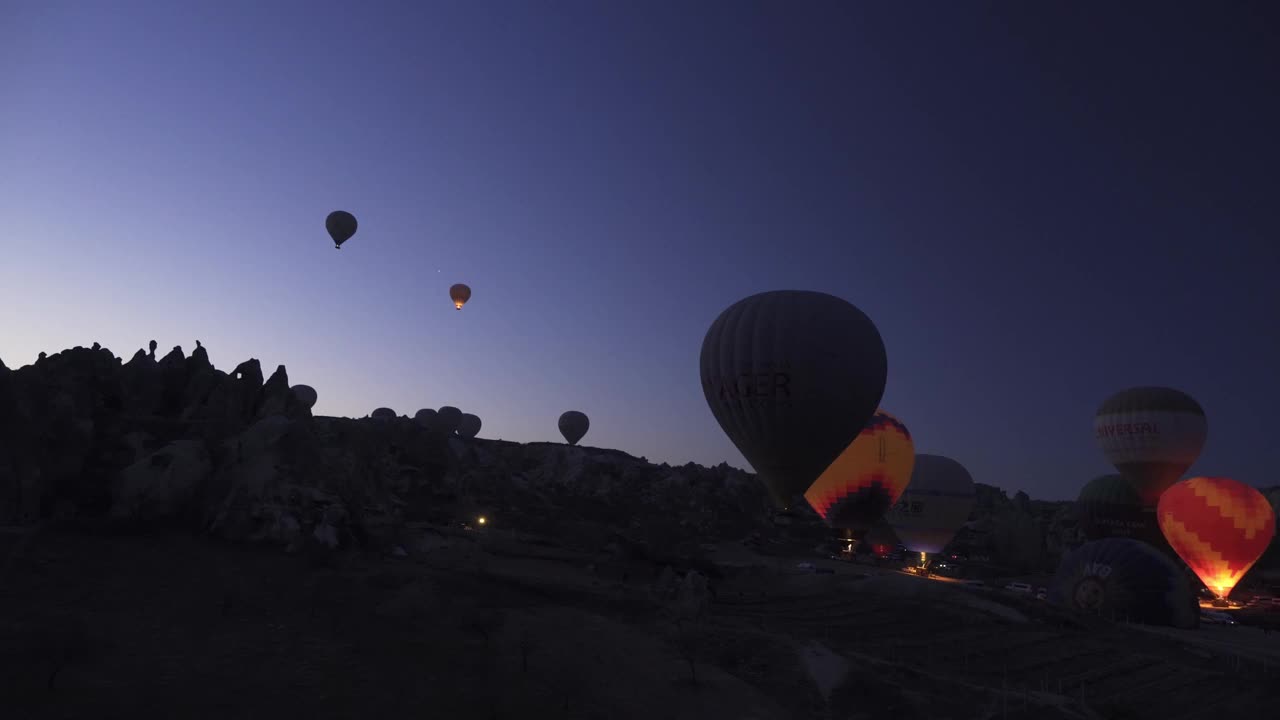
xmin=2 ymin=343 xmax=1276 ymax=582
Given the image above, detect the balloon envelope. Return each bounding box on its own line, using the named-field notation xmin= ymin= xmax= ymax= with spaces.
xmin=1076 ymin=474 xmax=1158 ymax=543
xmin=1094 ymin=387 xmax=1207 ymax=507
xmin=414 ymin=408 xmax=438 ymax=430
xmin=558 ymin=410 xmax=589 ymax=446
xmin=885 ymin=454 xmax=975 ymax=554
xmin=458 ymin=413 xmax=481 ymax=439
xmin=449 ymin=284 xmax=472 ymax=310
xmin=437 ymin=406 xmax=463 ymax=433
xmin=290 ymin=384 xmax=317 ymax=410
xmin=371 ymin=407 xmax=396 ymax=420
xmin=1049 ymin=538 xmax=1198 ymax=629
xmin=700 ymin=290 xmax=887 ymax=511
xmin=326 ymin=211 xmax=357 ymax=248
xmin=1157 ymin=476 xmax=1275 ymax=600
xmin=804 ymin=410 xmax=914 ymax=532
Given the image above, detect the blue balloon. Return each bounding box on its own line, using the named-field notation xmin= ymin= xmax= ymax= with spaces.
xmin=1049 ymin=538 xmax=1197 ymax=629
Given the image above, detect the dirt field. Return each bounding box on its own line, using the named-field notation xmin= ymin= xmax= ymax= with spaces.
xmin=2 ymin=527 xmax=1276 ymax=720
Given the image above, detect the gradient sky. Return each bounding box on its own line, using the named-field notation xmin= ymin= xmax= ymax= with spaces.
xmin=3 ymin=1 xmax=1278 ymax=500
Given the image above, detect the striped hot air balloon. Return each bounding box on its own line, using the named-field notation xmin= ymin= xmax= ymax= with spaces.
xmin=1157 ymin=477 xmax=1275 ymax=601
xmin=1094 ymin=387 xmax=1207 ymax=508
xmin=804 ymin=410 xmax=914 ymax=534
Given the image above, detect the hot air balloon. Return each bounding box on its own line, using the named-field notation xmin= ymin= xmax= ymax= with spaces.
xmin=458 ymin=413 xmax=481 ymax=439
xmin=371 ymin=407 xmax=396 ymax=420
xmin=414 ymin=408 xmax=438 ymax=430
xmin=1094 ymin=387 xmax=1207 ymax=508
xmin=1048 ymin=538 xmax=1198 ymax=629
xmin=437 ymin=406 xmax=463 ymax=434
xmin=804 ymin=410 xmax=914 ymax=537
xmin=885 ymin=454 xmax=975 ymax=567
xmin=291 ymin=385 xmax=318 ymax=410
xmin=700 ymin=290 xmax=887 ymax=512
xmin=1157 ymin=476 xmax=1275 ymax=602
xmin=558 ymin=411 xmax=589 ymax=446
xmin=1076 ymin=474 xmax=1159 ymax=543
xmin=449 ymin=284 xmax=472 ymax=310
xmin=326 ymin=211 xmax=357 ymax=249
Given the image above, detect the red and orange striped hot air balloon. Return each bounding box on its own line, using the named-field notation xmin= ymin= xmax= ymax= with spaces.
xmin=804 ymin=410 xmax=914 ymax=535
xmin=1157 ymin=476 xmax=1275 ymax=601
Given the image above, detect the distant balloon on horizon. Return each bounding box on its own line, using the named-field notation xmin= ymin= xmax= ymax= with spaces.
xmin=558 ymin=410 xmax=589 ymax=446
xmin=437 ymin=406 xmax=463 ymax=433
xmin=371 ymin=407 xmax=396 ymax=420
xmin=326 ymin=210 xmax=357 ymax=249
xmin=290 ymin=384 xmax=317 ymax=410
xmin=449 ymin=283 xmax=472 ymax=310
xmin=1094 ymin=387 xmax=1207 ymax=508
xmin=699 ymin=290 xmax=887 ymax=512
xmin=458 ymin=413 xmax=482 ymax=439
xmin=414 ymin=408 xmax=438 ymax=430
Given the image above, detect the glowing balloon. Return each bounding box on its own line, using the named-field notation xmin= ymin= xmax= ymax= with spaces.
xmin=885 ymin=454 xmax=975 ymax=555
xmin=437 ymin=406 xmax=462 ymax=433
xmin=1049 ymin=538 xmax=1198 ymax=629
xmin=326 ymin=211 xmax=357 ymax=249
xmin=290 ymin=385 xmax=317 ymax=410
xmin=371 ymin=407 xmax=396 ymax=420
xmin=1157 ymin=476 xmax=1275 ymax=600
xmin=414 ymin=408 xmax=438 ymax=430
xmin=449 ymin=284 xmax=472 ymax=310
xmin=458 ymin=413 xmax=481 ymax=439
xmin=700 ymin=290 xmax=887 ymax=511
xmin=1095 ymin=387 xmax=1207 ymax=508
xmin=804 ymin=410 xmax=914 ymax=533
xmin=558 ymin=410 xmax=589 ymax=446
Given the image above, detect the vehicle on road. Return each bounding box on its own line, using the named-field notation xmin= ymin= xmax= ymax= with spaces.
xmin=1005 ymin=581 xmax=1032 ymax=594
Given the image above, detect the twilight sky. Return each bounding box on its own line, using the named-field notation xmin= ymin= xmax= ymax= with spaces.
xmin=2 ymin=1 xmax=1277 ymax=500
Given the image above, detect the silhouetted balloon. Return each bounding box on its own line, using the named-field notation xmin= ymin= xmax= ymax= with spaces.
xmin=326 ymin=211 xmax=358 ymax=249
xmin=700 ymin=290 xmax=887 ymax=511
xmin=1076 ymin=474 xmax=1158 ymax=542
xmin=885 ymin=454 xmax=975 ymax=555
xmin=437 ymin=406 xmax=462 ymax=433
xmin=414 ymin=408 xmax=438 ymax=430
xmin=371 ymin=407 xmax=396 ymax=420
xmin=1158 ymin=476 xmax=1275 ymax=601
xmin=804 ymin=410 xmax=914 ymax=533
xmin=558 ymin=410 xmax=589 ymax=446
xmin=1095 ymin=387 xmax=1207 ymax=508
xmin=449 ymin=284 xmax=472 ymax=310
xmin=290 ymin=385 xmax=317 ymax=410
xmin=458 ymin=413 xmax=481 ymax=439
xmin=1049 ymin=538 xmax=1198 ymax=629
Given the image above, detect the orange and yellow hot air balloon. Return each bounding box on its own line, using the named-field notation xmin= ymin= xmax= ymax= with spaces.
xmin=1157 ymin=476 xmax=1275 ymax=601
xmin=804 ymin=410 xmax=914 ymax=535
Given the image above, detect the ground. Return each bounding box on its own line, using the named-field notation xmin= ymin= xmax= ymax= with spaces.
xmin=2 ymin=526 xmax=1277 ymax=719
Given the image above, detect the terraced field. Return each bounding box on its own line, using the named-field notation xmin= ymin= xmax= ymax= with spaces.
xmin=710 ymin=574 xmax=1275 ymax=719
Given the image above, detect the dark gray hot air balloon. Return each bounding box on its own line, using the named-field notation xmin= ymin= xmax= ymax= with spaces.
xmin=458 ymin=413 xmax=481 ymax=439
xmin=558 ymin=410 xmax=589 ymax=446
xmin=449 ymin=284 xmax=472 ymax=310
xmin=885 ymin=454 xmax=975 ymax=557
xmin=437 ymin=406 xmax=463 ymax=433
xmin=326 ymin=211 xmax=357 ymax=249
xmin=700 ymin=290 xmax=887 ymax=511
xmin=371 ymin=407 xmax=396 ymax=421
xmin=290 ymin=385 xmax=317 ymax=410
xmin=414 ymin=408 xmax=438 ymax=430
